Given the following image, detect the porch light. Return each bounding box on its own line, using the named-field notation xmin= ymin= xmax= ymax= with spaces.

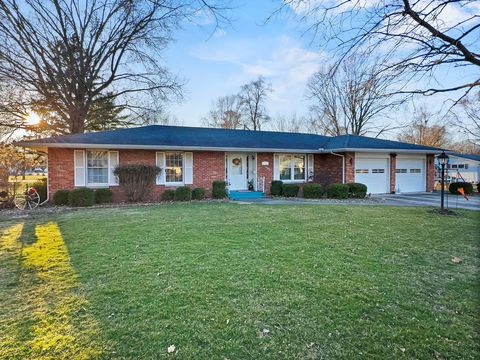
xmin=438 ymin=151 xmax=449 ymax=166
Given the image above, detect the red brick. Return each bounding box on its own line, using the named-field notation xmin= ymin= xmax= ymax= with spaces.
xmin=426 ymin=154 xmax=435 ymax=192
xmin=256 ymin=153 xmax=274 ymax=194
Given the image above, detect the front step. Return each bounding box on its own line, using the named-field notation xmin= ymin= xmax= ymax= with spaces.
xmin=228 ymin=190 xmax=265 ymax=200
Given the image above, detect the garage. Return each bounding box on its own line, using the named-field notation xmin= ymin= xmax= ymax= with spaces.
xmin=355 ymin=156 xmax=389 ymax=194
xmin=395 ymin=156 xmax=426 ymax=193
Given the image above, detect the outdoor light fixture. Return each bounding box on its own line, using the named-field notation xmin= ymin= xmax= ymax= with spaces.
xmin=438 ymin=151 xmax=449 ymax=212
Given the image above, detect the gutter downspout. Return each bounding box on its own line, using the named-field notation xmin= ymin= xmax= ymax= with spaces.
xmin=330 ymin=151 xmax=345 ymax=184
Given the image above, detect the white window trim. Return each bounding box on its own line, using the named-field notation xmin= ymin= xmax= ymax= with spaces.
xmin=165 ymin=151 xmax=184 ymax=185
xmin=85 ymin=149 xmax=112 ymax=188
xmin=275 ymin=153 xmax=308 ymax=183
xmin=156 ymin=151 xmax=193 ymax=187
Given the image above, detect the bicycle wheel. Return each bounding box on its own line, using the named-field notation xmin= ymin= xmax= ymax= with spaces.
xmin=14 ymin=190 xmax=40 ymax=210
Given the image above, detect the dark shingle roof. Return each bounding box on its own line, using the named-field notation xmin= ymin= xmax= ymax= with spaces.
xmin=450 ymin=153 xmax=480 ymax=162
xmin=17 ymin=125 xmax=442 ymax=153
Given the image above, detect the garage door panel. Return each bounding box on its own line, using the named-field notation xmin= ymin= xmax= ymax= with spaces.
xmin=395 ymin=159 xmax=425 ymax=193
xmin=355 ymin=158 xmax=389 ymax=194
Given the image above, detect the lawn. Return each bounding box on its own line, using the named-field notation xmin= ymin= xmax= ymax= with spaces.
xmin=0 ymin=203 xmax=479 ymax=359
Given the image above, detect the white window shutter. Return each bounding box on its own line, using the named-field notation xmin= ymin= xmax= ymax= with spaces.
xmin=74 ymin=150 xmax=86 ymax=186
xmin=156 ymin=152 xmax=165 ymax=185
xmin=273 ymin=154 xmax=280 ymax=180
xmin=184 ymin=152 xmax=193 ymax=184
xmin=307 ymin=154 xmax=314 ymax=182
xmin=108 ymin=151 xmax=119 ymax=185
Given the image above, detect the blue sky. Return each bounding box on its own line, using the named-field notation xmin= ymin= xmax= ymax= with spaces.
xmin=162 ymin=1 xmax=477 ymax=139
xmin=165 ymin=1 xmax=321 ymax=126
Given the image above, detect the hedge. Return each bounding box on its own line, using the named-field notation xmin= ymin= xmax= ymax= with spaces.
xmin=303 ymin=183 xmax=322 ymax=199
xmin=192 ymin=187 xmax=206 ymax=200
xmin=175 ymin=186 xmax=192 ymax=201
xmin=52 ymin=189 xmax=70 ymax=206
xmin=347 ymin=183 xmax=367 ymax=198
xmin=449 ymin=182 xmax=474 ymax=195
xmin=95 ymin=188 xmax=113 ymax=204
xmin=270 ymin=180 xmax=283 ymax=196
xmin=212 ymin=181 xmax=227 ymax=199
xmin=327 ymin=183 xmax=349 ymax=199
xmin=162 ymin=189 xmax=175 ymax=201
xmin=114 ymin=164 xmax=160 ymax=202
xmin=68 ymin=188 xmax=95 ymax=207
xmin=282 ymin=183 xmax=299 ymax=197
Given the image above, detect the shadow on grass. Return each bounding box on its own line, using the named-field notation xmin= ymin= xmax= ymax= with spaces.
xmin=0 ymin=221 xmax=107 ymax=359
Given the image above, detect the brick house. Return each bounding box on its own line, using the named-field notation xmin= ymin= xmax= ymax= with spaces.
xmin=18 ymin=125 xmax=440 ymax=201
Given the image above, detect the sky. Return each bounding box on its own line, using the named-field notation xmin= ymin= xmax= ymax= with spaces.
xmin=161 ymin=0 xmax=478 ymax=141
xmin=164 ymin=1 xmax=322 ymax=126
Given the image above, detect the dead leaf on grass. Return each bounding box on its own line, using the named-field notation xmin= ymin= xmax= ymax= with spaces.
xmin=259 ymin=328 xmax=270 ymax=337
xmin=451 ymin=256 xmax=462 ymax=264
xmin=167 ymin=345 xmax=176 ymax=353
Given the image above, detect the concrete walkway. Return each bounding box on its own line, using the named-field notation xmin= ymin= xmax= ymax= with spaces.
xmin=233 ymin=192 xmax=480 ymax=211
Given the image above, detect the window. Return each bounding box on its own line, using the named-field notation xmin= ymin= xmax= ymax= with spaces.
xmin=458 ymin=164 xmax=465 ymax=169
xmin=87 ymin=151 xmax=109 ymax=185
xmin=451 ymin=164 xmax=458 ymax=169
xmin=396 ymin=168 xmax=407 ymax=174
xmin=410 ymin=168 xmax=421 ymax=173
xmin=372 ymin=169 xmax=385 ymax=174
xmin=356 ymin=169 xmax=369 ymax=174
xmin=278 ymin=154 xmax=306 ymax=181
xmin=165 ymin=152 xmax=183 ymax=183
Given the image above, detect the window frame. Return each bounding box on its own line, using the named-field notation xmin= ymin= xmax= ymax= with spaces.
xmin=165 ymin=151 xmax=184 ymax=185
xmin=86 ymin=150 xmax=110 ymax=187
xmin=277 ymin=153 xmax=307 ymax=182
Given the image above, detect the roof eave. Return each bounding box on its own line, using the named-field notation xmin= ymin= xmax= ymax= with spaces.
xmin=324 ymin=147 xmax=442 ymax=154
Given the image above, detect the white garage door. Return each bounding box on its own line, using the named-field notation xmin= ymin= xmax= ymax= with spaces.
xmin=355 ymin=158 xmax=389 ymax=194
xmin=395 ymin=158 xmax=425 ymax=193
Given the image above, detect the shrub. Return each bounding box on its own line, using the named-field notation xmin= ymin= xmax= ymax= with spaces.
xmin=477 ymin=182 xmax=480 ymax=193
xmin=270 ymin=180 xmax=283 ymax=196
xmin=175 ymin=186 xmax=192 ymax=201
xmin=68 ymin=188 xmax=95 ymax=207
xmin=114 ymin=164 xmax=161 ymax=202
xmin=327 ymin=183 xmax=349 ymax=199
xmin=162 ymin=189 xmax=175 ymax=201
xmin=31 ymin=179 xmax=47 ymax=203
xmin=449 ymin=182 xmax=473 ymax=195
xmin=52 ymin=189 xmax=70 ymax=206
xmin=95 ymin=188 xmax=113 ymax=204
xmin=282 ymin=183 xmax=299 ymax=197
xmin=212 ymin=181 xmax=227 ymax=199
xmin=347 ymin=182 xmax=367 ymax=198
xmin=303 ymin=183 xmax=322 ymax=199
xmin=192 ymin=187 xmax=206 ymax=200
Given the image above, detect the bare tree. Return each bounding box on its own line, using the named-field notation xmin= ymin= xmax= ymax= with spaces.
xmin=452 ymin=91 xmax=480 ymax=146
xmin=270 ymin=113 xmax=306 ymax=133
xmin=307 ymin=53 xmax=402 ymax=136
xmin=202 ymin=95 xmax=243 ymax=129
xmin=398 ymin=107 xmax=449 ymax=147
xmin=238 ymin=76 xmax=273 ymax=131
xmin=279 ymin=0 xmax=480 ymax=96
xmin=0 ymin=0 xmax=228 ymax=135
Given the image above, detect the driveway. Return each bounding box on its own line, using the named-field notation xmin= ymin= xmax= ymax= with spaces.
xmin=373 ymin=192 xmax=480 ymax=211
xmin=234 ymin=192 xmax=480 ymax=211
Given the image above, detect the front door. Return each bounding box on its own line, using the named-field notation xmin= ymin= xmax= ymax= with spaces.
xmin=228 ymin=153 xmax=247 ymax=190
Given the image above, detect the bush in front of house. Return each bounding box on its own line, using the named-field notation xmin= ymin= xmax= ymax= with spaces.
xmin=31 ymin=179 xmax=47 ymax=203
xmin=114 ymin=164 xmax=161 ymax=202
xmin=52 ymin=189 xmax=70 ymax=206
xmin=175 ymin=186 xmax=192 ymax=201
xmin=449 ymin=182 xmax=473 ymax=195
xmin=162 ymin=189 xmax=175 ymax=201
xmin=347 ymin=183 xmax=368 ymax=198
xmin=327 ymin=183 xmax=349 ymax=199
xmin=477 ymin=182 xmax=480 ymax=193
xmin=212 ymin=181 xmax=227 ymax=199
xmin=95 ymin=188 xmax=113 ymax=204
xmin=192 ymin=187 xmax=206 ymax=200
xmin=270 ymin=180 xmax=283 ymax=196
xmin=303 ymin=183 xmax=322 ymax=199
xmin=282 ymin=183 xmax=299 ymax=197
xmin=68 ymin=188 xmax=95 ymax=207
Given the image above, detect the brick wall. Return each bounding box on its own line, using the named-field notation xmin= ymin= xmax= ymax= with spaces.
xmin=426 ymin=154 xmax=435 ymax=192
xmin=47 ymin=148 xmax=225 ymax=202
xmin=389 ymin=154 xmax=396 ymax=193
xmin=313 ymin=153 xmax=343 ymax=185
xmin=256 ymin=153 xmax=274 ymax=194
xmin=344 ymin=152 xmax=355 ymax=183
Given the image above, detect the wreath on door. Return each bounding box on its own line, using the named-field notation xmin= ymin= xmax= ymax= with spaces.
xmin=232 ymin=158 xmax=241 ymax=166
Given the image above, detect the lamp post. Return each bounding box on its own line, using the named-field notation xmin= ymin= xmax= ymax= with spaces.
xmin=438 ymin=151 xmax=449 ymax=212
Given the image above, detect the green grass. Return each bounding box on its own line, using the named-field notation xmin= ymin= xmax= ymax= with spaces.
xmin=1 ymin=203 xmax=479 ymax=359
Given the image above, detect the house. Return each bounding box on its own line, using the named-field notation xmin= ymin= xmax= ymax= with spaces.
xmin=18 ymin=125 xmax=441 ymax=201
xmin=440 ymin=153 xmax=480 ymax=184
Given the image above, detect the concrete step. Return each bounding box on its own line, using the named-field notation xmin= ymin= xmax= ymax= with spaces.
xmin=229 ymin=191 xmax=265 ymax=200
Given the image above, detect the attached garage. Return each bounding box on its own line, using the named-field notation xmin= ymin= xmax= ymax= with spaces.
xmin=395 ymin=156 xmax=426 ymax=193
xmin=355 ymin=154 xmax=390 ymax=194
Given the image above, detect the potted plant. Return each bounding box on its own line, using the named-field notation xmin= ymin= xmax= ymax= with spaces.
xmin=248 ymin=179 xmax=254 ymax=191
